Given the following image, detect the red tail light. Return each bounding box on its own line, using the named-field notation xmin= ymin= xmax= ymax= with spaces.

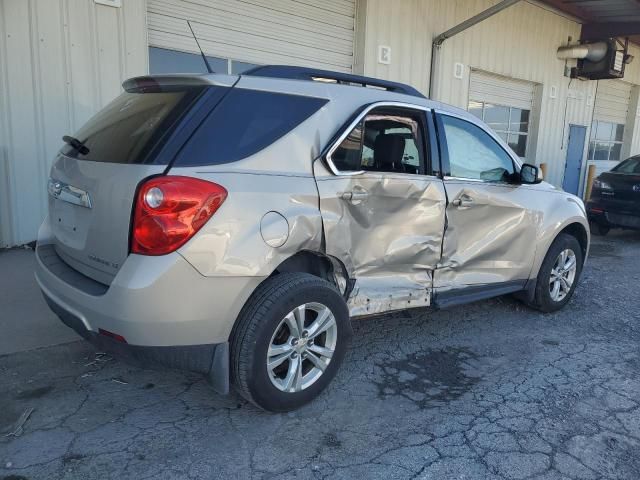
xmin=131 ymin=176 xmax=227 ymax=255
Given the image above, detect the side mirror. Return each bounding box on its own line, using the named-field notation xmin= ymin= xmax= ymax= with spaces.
xmin=520 ymin=163 xmax=543 ymax=184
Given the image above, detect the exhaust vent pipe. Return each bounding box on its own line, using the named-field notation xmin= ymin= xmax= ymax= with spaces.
xmin=557 ymin=42 xmax=609 ymax=62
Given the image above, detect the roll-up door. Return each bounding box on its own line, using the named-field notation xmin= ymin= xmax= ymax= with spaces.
xmin=468 ymin=70 xmax=536 ymax=159
xmin=594 ymin=80 xmax=632 ymax=125
xmin=469 ymin=70 xmax=535 ymax=110
xmin=147 ymin=0 xmax=355 ymax=73
xmin=589 ymin=80 xmax=632 ymax=173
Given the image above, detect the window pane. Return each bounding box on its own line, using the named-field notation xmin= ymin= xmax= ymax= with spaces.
xmin=63 ymin=87 xmax=207 ymax=164
xmin=468 ymin=101 xmax=483 ymax=120
xmin=442 ymin=115 xmax=514 ymax=182
xmin=614 ymin=124 xmax=625 ymax=142
xmin=149 ymin=47 xmax=227 ymax=74
xmin=483 ymin=104 xmax=509 ymax=131
xmin=596 ymin=122 xmax=613 ymax=141
xmin=362 ymin=144 xmax=374 ymax=168
xmin=588 ymin=142 xmax=595 ymax=160
xmin=231 ymin=60 xmax=258 ymax=74
xmin=613 ymin=157 xmax=640 ymax=174
xmin=507 ymin=133 xmax=527 ymax=157
xmin=610 ymin=143 xmax=622 ymax=161
xmin=331 ymin=122 xmax=363 ymax=171
xmin=590 ymin=121 xmax=598 ymax=140
xmin=497 ymin=131 xmax=509 ymax=143
xmin=509 ymin=108 xmax=529 ymax=133
xmin=174 ymin=89 xmax=329 ymax=167
xmin=593 ymin=141 xmax=610 ymax=161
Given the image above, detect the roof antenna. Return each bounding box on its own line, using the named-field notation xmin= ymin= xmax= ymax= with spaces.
xmin=187 ymin=20 xmax=214 ymax=74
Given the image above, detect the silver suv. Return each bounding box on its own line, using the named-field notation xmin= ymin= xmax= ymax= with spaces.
xmin=36 ymin=66 xmax=589 ymax=411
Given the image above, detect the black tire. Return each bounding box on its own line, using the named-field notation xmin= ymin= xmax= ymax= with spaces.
xmin=530 ymin=233 xmax=583 ymax=313
xmin=590 ymin=221 xmax=610 ymax=236
xmin=230 ymin=273 xmax=352 ymax=412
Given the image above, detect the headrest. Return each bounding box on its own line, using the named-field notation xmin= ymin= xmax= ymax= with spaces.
xmin=374 ymin=134 xmax=405 ymax=168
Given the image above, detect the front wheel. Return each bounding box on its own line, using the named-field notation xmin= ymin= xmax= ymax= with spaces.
xmin=231 ymin=273 xmax=352 ymax=412
xmin=530 ymin=233 xmax=583 ymax=313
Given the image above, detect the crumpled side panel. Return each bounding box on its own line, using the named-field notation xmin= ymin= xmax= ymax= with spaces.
xmin=175 ymin=171 xmax=323 ymax=277
xmin=314 ymin=160 xmax=447 ymax=315
xmin=347 ymin=273 xmax=432 ymax=317
xmin=435 ymin=182 xmax=542 ymax=288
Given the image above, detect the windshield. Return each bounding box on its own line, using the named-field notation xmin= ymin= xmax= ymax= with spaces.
xmin=61 ymin=86 xmax=205 ymax=164
xmin=612 ymin=157 xmax=640 ymax=174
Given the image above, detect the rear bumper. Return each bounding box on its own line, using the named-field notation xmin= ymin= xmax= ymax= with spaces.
xmin=586 ymin=199 xmax=640 ymax=230
xmin=35 ymin=217 xmax=265 ymax=390
xmin=43 ymin=291 xmax=230 ymax=393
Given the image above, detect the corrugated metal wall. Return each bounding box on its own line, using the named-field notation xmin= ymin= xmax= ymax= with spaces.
xmin=147 ymin=0 xmax=356 ymax=72
xmin=624 ymin=45 xmax=640 ymax=159
xmin=359 ymin=0 xmax=640 ymax=190
xmin=0 ymin=0 xmax=148 ymax=247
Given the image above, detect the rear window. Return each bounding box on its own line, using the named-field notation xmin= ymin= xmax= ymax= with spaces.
xmin=61 ymin=86 xmax=205 ymax=164
xmin=613 ymin=157 xmax=640 ymax=174
xmin=173 ymin=88 xmax=328 ymax=167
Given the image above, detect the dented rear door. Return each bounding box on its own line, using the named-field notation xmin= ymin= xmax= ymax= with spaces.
xmin=314 ymin=105 xmax=446 ymax=316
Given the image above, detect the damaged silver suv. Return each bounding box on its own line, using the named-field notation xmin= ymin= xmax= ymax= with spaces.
xmin=36 ymin=66 xmax=589 ymax=411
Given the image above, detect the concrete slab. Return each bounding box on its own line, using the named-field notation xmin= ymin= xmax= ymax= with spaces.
xmin=0 ymin=248 xmax=79 ymax=355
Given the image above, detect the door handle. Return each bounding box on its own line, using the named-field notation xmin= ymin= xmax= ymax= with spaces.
xmin=452 ymin=194 xmax=474 ymax=208
xmin=341 ymin=189 xmax=369 ymax=205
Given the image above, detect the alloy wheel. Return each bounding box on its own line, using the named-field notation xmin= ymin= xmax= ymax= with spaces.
xmin=549 ymin=248 xmax=577 ymax=302
xmin=266 ymin=302 xmax=338 ymax=393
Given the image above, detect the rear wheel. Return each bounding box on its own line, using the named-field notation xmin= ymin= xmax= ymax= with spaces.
xmin=590 ymin=221 xmax=610 ymax=236
xmin=231 ymin=273 xmax=351 ymax=412
xmin=529 ymin=233 xmax=583 ymax=313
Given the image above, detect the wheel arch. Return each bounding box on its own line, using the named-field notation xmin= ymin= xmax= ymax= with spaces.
xmin=558 ymin=222 xmax=589 ymax=261
xmin=270 ymin=250 xmax=353 ymax=299
xmin=528 ymin=214 xmax=590 ymax=285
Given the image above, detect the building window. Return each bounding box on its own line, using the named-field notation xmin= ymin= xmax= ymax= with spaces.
xmin=149 ymin=47 xmax=257 ymax=76
xmin=468 ymin=101 xmax=530 ymax=158
xmin=588 ymin=121 xmax=624 ymax=161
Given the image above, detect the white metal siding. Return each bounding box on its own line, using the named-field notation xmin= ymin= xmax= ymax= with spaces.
xmin=147 ymin=0 xmax=356 ymax=72
xmin=0 ymin=0 xmax=148 ymax=246
xmin=594 ymin=80 xmax=632 ymax=125
xmin=360 ymin=0 xmax=606 ymax=187
xmin=631 ymin=85 xmax=640 ymax=157
xmin=469 ymin=70 xmax=535 ymax=110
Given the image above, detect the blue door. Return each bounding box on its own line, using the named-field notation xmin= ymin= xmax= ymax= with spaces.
xmin=562 ymin=125 xmax=587 ymax=195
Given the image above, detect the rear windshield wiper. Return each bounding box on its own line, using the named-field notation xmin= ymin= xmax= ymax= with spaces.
xmin=62 ymin=135 xmax=90 ymax=155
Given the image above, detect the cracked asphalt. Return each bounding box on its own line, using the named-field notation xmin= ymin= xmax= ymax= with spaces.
xmin=1 ymin=231 xmax=640 ymax=480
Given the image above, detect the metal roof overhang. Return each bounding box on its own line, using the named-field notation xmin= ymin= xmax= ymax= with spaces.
xmin=540 ymin=0 xmax=640 ymax=44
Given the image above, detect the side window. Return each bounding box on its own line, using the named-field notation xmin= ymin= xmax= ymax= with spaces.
xmin=441 ymin=115 xmax=515 ymax=182
xmin=330 ymin=110 xmax=427 ymax=175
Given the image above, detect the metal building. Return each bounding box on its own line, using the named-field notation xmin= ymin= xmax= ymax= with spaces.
xmin=1 ymin=0 xmax=640 ymax=246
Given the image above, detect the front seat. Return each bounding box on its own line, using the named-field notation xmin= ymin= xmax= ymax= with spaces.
xmin=373 ymin=134 xmax=407 ymax=173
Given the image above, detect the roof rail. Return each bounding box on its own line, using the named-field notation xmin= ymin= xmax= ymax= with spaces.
xmin=243 ymin=65 xmax=426 ymax=99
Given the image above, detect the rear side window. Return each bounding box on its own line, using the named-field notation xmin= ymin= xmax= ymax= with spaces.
xmin=329 ymin=108 xmax=428 ymax=175
xmin=62 ymin=86 xmax=206 ymax=164
xmin=173 ymin=89 xmax=328 ymax=167
xmin=613 ymin=157 xmax=640 ymax=174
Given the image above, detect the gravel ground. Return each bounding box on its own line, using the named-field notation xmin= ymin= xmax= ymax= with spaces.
xmin=1 ymin=231 xmax=639 ymax=480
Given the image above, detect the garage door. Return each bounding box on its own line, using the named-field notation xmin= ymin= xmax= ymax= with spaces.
xmin=594 ymin=80 xmax=632 ymax=125
xmin=147 ymin=0 xmax=355 ymax=73
xmin=588 ymin=80 xmax=632 ymax=172
xmin=467 ymin=70 xmax=536 ymax=159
